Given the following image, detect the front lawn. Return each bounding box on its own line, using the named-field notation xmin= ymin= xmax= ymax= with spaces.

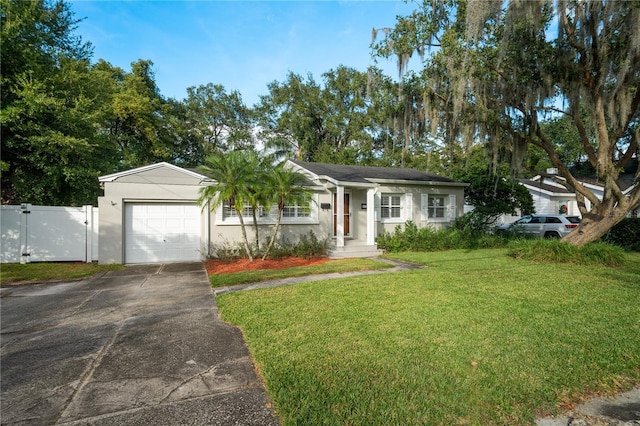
xmin=1 ymin=262 xmax=124 ymax=284
xmin=217 ymin=249 xmax=640 ymax=425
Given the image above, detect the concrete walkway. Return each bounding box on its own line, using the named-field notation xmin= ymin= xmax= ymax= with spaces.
xmin=213 ymin=257 xmax=424 ymax=295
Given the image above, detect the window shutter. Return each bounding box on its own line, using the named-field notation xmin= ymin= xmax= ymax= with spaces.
xmin=374 ymin=192 xmax=381 ymax=221
xmin=405 ymin=193 xmax=413 ymax=220
xmin=421 ymin=194 xmax=428 ymax=221
xmin=448 ymin=194 xmax=457 ymax=220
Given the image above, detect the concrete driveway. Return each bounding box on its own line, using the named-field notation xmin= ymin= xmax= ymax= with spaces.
xmin=0 ymin=263 xmax=279 ymax=425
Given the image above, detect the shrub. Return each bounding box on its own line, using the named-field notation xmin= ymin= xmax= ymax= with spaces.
xmin=507 ymin=239 xmax=626 ymax=267
xmin=376 ymin=221 xmax=507 ymax=253
xmin=262 ymin=231 xmax=329 ymax=260
xmin=451 ymin=210 xmax=497 ymax=235
xmin=208 ymin=240 xmax=244 ymax=261
xmin=601 ymin=218 xmax=640 ymax=251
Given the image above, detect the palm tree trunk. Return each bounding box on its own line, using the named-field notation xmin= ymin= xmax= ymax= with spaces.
xmin=252 ymin=209 xmax=260 ymax=259
xmin=236 ymin=209 xmax=254 ymax=262
xmin=262 ymin=209 xmax=283 ymax=261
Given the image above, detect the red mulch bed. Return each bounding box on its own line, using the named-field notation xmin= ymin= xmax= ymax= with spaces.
xmin=204 ymin=257 xmax=331 ymax=275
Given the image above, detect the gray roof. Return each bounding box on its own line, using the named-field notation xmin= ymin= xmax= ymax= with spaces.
xmin=522 ymin=173 xmax=638 ymax=194
xmin=520 ymin=179 xmax=573 ymax=194
xmin=292 ymin=161 xmax=461 ymax=185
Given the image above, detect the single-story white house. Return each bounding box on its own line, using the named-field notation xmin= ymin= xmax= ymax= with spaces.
xmin=97 ymin=160 xmax=468 ymax=264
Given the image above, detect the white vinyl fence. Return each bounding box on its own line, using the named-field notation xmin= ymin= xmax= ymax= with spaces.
xmin=1 ymin=204 xmax=98 ymax=263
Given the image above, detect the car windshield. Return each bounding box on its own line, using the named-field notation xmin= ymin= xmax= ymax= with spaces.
xmin=566 ymin=216 xmax=581 ymax=223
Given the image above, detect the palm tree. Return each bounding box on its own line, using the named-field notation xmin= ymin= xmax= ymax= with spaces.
xmin=198 ymin=150 xmax=257 ymax=261
xmin=262 ymin=163 xmax=314 ymax=260
xmin=244 ymin=152 xmax=274 ymax=258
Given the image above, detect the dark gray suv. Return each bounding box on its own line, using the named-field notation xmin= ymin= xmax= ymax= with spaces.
xmin=497 ymin=214 xmax=581 ymax=238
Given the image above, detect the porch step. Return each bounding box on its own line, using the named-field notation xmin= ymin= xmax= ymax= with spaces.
xmin=328 ymin=241 xmax=384 ymax=259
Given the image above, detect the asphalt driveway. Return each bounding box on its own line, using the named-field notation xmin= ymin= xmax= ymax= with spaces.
xmin=0 ymin=263 xmax=279 ymax=425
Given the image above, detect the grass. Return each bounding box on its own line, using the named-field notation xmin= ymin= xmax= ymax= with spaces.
xmin=217 ymin=249 xmax=640 ymax=425
xmin=507 ymin=239 xmax=627 ymax=267
xmin=209 ymin=258 xmax=394 ymax=287
xmin=1 ymin=262 xmax=124 ymax=284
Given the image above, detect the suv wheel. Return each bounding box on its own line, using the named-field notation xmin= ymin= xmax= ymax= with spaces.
xmin=544 ymin=231 xmax=560 ymax=239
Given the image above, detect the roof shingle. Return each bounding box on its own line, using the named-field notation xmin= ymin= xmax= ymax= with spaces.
xmin=291 ymin=161 xmax=460 ymax=184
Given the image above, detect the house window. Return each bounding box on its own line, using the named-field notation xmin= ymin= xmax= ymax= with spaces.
xmin=428 ymin=196 xmax=446 ymax=219
xmin=282 ymin=199 xmax=311 ymax=218
xmin=224 ymin=201 xmax=262 ymax=218
xmin=381 ymin=194 xmax=402 ymax=219
xmin=421 ymin=194 xmax=457 ymax=221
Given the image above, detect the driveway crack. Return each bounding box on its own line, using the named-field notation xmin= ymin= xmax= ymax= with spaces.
xmin=159 ymin=364 xmax=218 ymax=403
xmin=53 ymin=319 xmax=127 ymax=425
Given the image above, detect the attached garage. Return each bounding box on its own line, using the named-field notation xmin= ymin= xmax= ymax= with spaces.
xmin=124 ymin=203 xmax=201 ymax=263
xmin=98 ymin=163 xmax=210 ymax=264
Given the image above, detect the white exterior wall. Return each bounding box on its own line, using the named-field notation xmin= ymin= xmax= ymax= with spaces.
xmin=374 ymin=184 xmax=466 ymax=235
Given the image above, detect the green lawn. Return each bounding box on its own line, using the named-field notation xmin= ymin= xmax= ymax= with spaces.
xmin=217 ymin=249 xmax=640 ymax=425
xmin=210 ymin=258 xmax=394 ymax=287
xmin=1 ymin=262 xmax=124 ymax=284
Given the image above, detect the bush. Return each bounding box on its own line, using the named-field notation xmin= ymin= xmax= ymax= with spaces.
xmin=451 ymin=210 xmax=498 ymax=235
xmin=263 ymin=231 xmax=329 ymax=260
xmin=208 ymin=240 xmax=244 ymax=262
xmin=507 ymin=239 xmax=626 ymax=267
xmin=376 ymin=221 xmax=507 ymax=253
xmin=602 ymin=218 xmax=640 ymax=251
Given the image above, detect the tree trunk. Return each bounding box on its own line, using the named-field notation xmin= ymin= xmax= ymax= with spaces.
xmin=236 ymin=211 xmax=254 ymax=262
xmin=262 ymin=210 xmax=283 ymax=261
xmin=562 ymin=205 xmax=630 ymax=247
xmin=251 ymin=209 xmax=260 ymax=259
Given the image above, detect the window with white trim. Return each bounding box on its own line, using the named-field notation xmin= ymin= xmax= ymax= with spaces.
xmin=282 ymin=198 xmax=311 ymax=218
xmin=223 ymin=201 xmax=270 ymax=219
xmin=428 ymin=195 xmax=446 ymax=219
xmin=421 ymin=194 xmax=457 ymax=221
xmin=381 ymin=194 xmax=402 ymax=219
xmin=217 ymin=195 xmax=318 ymax=224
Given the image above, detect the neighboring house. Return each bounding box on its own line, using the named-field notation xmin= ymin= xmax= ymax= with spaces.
xmin=97 ymin=161 xmax=468 ymax=264
xmin=499 ymin=168 xmax=638 ymax=225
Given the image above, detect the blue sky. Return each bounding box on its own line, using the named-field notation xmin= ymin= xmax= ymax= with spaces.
xmin=69 ymin=1 xmax=418 ymax=106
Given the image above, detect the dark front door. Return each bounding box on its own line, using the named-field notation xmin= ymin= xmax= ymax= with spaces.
xmin=333 ymin=193 xmax=350 ymax=236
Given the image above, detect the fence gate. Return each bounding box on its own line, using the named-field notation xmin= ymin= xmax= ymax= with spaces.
xmin=0 ymin=204 xmax=99 ymax=263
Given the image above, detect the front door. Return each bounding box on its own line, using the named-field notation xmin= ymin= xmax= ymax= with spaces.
xmin=333 ymin=193 xmax=350 ymax=237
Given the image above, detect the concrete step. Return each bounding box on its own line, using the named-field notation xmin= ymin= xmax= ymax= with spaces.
xmin=328 ymin=242 xmax=384 ymax=259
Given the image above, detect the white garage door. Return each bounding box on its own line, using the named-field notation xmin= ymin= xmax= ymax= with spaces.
xmin=125 ymin=203 xmax=201 ymax=264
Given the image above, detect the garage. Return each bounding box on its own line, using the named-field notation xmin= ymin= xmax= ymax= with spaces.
xmin=124 ymin=203 xmax=201 ymax=264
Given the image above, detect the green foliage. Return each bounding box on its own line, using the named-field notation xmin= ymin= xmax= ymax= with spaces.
xmin=208 ymin=240 xmax=245 ymax=262
xmin=263 ymin=231 xmax=329 ymax=260
xmin=198 ymin=149 xmax=261 ymax=261
xmin=376 ymin=220 xmax=507 ymax=252
xmin=601 ymin=218 xmax=640 ymax=252
xmin=507 ymin=239 xmax=627 ymax=267
xmin=450 ymin=210 xmax=495 ymax=235
xmin=256 ymin=66 xmax=409 ymax=165
xmin=374 ymin=1 xmax=640 ymax=244
xmin=1 ymin=0 xmax=105 ymax=205
xmin=261 ymin=164 xmax=315 ymax=260
xmin=184 ymin=83 xmax=254 ymax=153
xmin=452 ymin=147 xmax=535 ymax=228
xmin=209 ymin=231 xmax=328 ymax=262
